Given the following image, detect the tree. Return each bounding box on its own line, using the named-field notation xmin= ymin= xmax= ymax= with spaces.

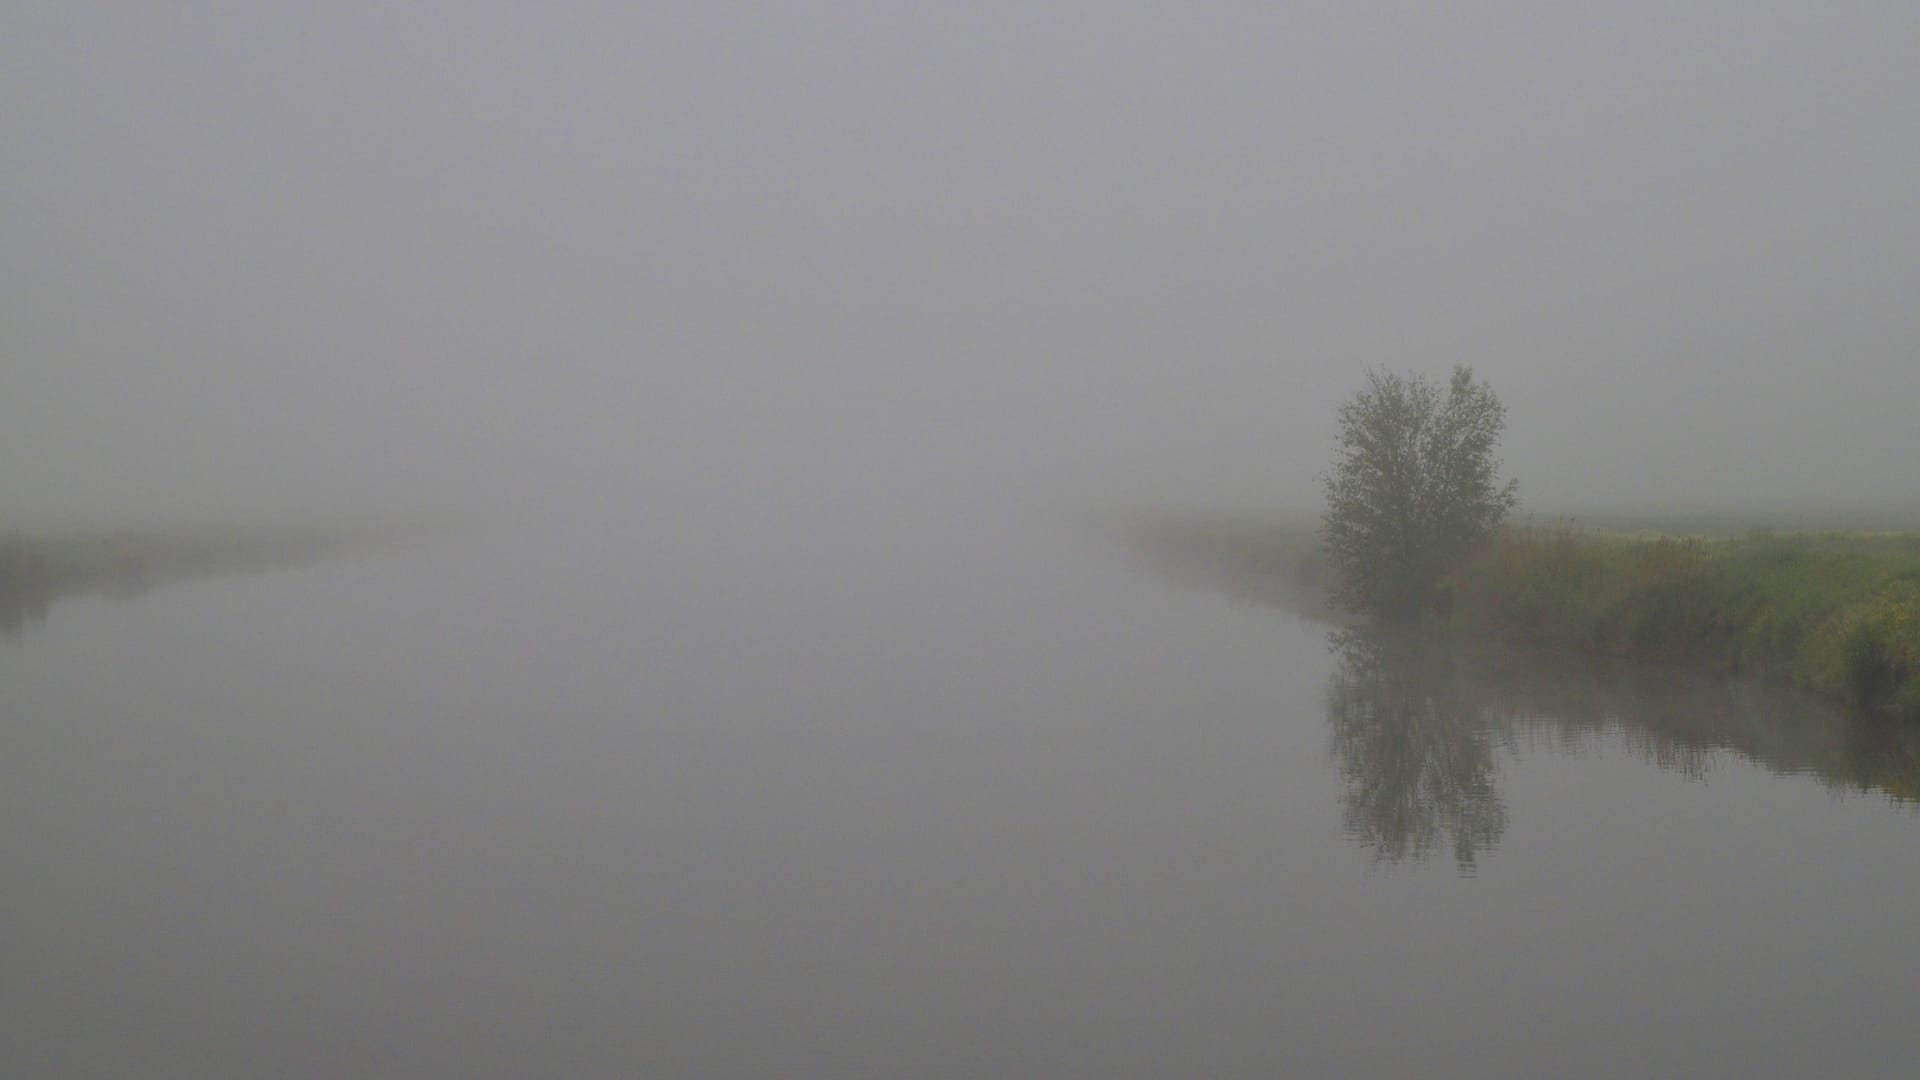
xmin=1322 ymin=366 xmax=1518 ymax=617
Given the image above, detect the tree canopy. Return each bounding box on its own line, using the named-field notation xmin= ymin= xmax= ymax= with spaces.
xmin=1322 ymin=366 xmax=1518 ymax=617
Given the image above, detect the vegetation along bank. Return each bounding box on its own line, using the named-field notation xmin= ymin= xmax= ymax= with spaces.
xmin=1299 ymin=363 xmax=1920 ymax=720
xmin=1440 ymin=526 xmax=1920 ymax=720
xmin=0 ymin=521 xmax=435 ymax=636
xmin=1124 ymin=513 xmax=1920 ymax=722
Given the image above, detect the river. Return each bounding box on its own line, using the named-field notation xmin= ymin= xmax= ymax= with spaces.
xmin=4 ymin=507 xmax=1918 ymax=1077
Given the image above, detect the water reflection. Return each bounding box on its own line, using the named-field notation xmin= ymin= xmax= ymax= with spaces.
xmin=1118 ymin=525 xmax=1920 ymax=867
xmin=1326 ymin=625 xmax=1920 ymax=871
xmin=1326 ymin=628 xmax=1509 ymax=872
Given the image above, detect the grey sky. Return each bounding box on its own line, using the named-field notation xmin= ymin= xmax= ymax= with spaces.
xmin=6 ymin=2 xmax=1919 ymax=526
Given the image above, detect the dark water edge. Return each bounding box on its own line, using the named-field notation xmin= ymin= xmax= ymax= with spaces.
xmin=0 ymin=521 xmax=439 ymax=637
xmin=1324 ymin=626 xmax=1920 ymax=874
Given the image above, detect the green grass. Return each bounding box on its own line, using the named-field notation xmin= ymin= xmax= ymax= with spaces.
xmin=1110 ymin=508 xmax=1920 ymax=721
xmin=1440 ymin=526 xmax=1920 ymax=719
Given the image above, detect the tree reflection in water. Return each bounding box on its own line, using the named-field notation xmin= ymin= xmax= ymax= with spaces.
xmin=1325 ymin=628 xmax=1510 ymax=873
xmin=1123 ymin=523 xmax=1920 ymax=874
xmin=1324 ymin=624 xmax=1920 ymax=873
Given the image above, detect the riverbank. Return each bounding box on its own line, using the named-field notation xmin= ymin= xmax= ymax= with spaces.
xmin=0 ymin=521 xmax=437 ymax=635
xmin=1116 ymin=511 xmax=1920 ymax=720
xmin=1103 ymin=509 xmax=1341 ymax=619
xmin=1441 ymin=526 xmax=1920 ymax=720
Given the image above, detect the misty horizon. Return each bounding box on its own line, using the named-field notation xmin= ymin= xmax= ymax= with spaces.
xmin=7 ymin=3 xmax=1919 ymax=530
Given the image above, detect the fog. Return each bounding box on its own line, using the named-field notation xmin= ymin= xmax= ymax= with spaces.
xmin=15 ymin=10 xmax=1920 ymax=1075
xmin=7 ymin=2 xmax=1920 ymax=527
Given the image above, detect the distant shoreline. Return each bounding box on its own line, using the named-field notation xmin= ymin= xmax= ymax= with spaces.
xmin=0 ymin=520 xmax=439 ymax=636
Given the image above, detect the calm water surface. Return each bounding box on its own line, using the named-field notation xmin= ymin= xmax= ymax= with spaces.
xmin=4 ymin=510 xmax=1918 ymax=1077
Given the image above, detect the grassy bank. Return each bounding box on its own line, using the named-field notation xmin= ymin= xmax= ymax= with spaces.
xmin=0 ymin=521 xmax=436 ymax=635
xmin=1114 ymin=510 xmax=1920 ymax=721
xmin=1439 ymin=527 xmax=1920 ymax=719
